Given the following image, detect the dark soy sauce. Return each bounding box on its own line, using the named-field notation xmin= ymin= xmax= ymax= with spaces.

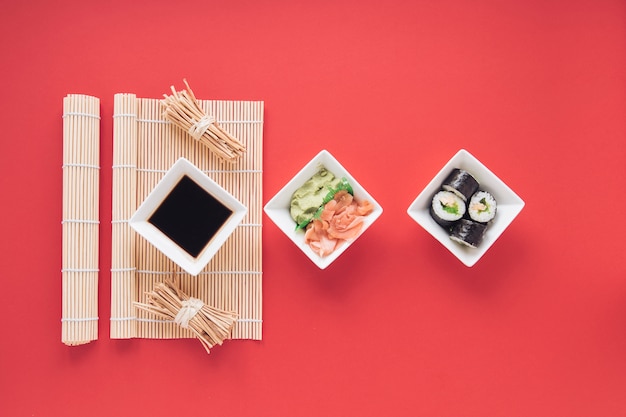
xmin=148 ymin=175 xmax=233 ymax=258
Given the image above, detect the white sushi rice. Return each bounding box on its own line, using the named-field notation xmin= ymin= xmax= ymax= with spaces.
xmin=468 ymin=191 xmax=497 ymax=223
xmin=431 ymin=190 xmax=466 ymax=223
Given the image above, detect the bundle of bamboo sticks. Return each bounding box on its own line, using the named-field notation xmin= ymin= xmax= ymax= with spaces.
xmin=134 ymin=276 xmax=238 ymax=353
xmin=161 ymin=80 xmax=246 ymax=162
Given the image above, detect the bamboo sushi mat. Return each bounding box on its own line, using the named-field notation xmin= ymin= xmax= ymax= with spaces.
xmin=62 ymin=95 xmax=100 ymax=345
xmin=110 ymin=94 xmax=263 ymax=341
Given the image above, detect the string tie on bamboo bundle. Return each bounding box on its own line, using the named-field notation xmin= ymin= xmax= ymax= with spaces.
xmin=188 ymin=115 xmax=216 ymax=140
xmin=175 ymin=297 xmax=204 ymax=328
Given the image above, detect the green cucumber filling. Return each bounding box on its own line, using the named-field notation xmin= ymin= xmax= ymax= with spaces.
xmin=478 ymin=198 xmax=489 ymax=213
xmin=440 ymin=201 xmax=459 ymax=214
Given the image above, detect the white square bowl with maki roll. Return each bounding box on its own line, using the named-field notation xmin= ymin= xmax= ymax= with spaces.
xmin=264 ymin=149 xmax=383 ymax=269
xmin=407 ymin=149 xmax=525 ymax=267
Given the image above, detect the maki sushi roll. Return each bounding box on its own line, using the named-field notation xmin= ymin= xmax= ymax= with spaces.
xmin=426 ymin=168 xmax=497 ymax=249
xmin=430 ymin=190 xmax=466 ymax=229
xmin=468 ymin=190 xmax=497 ymax=223
xmin=449 ymin=218 xmax=487 ymax=248
xmin=442 ymin=168 xmax=479 ymax=202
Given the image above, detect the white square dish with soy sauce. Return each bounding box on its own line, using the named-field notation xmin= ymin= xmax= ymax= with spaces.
xmin=407 ymin=149 xmax=525 ymax=267
xmin=130 ymin=157 xmax=247 ymax=276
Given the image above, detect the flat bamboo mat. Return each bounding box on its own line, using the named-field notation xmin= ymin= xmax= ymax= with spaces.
xmin=110 ymin=93 xmax=263 ymax=341
xmin=62 ymin=94 xmax=100 ymax=345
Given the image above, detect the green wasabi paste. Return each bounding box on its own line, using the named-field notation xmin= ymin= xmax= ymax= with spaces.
xmin=290 ymin=168 xmax=341 ymax=226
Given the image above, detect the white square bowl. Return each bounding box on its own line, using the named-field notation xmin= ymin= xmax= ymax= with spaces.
xmin=407 ymin=149 xmax=525 ymax=267
xmin=264 ymin=150 xmax=383 ymax=269
xmin=129 ymin=157 xmax=247 ymax=276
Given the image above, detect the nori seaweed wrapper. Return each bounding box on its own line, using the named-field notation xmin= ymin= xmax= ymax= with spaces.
xmin=449 ymin=218 xmax=487 ymax=248
xmin=442 ymin=168 xmax=479 ymax=201
xmin=430 ymin=203 xmax=455 ymax=230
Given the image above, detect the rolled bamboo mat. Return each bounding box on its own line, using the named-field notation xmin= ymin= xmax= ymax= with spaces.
xmin=62 ymin=94 xmax=100 ymax=345
xmin=110 ymin=94 xmax=137 ymax=339
xmin=110 ymin=94 xmax=263 ymax=341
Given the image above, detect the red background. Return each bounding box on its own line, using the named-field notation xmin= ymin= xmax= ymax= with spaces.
xmin=1 ymin=0 xmax=625 ymax=415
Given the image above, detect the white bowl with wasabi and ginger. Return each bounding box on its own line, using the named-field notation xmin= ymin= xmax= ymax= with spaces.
xmin=407 ymin=149 xmax=525 ymax=267
xmin=264 ymin=150 xmax=383 ymax=269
